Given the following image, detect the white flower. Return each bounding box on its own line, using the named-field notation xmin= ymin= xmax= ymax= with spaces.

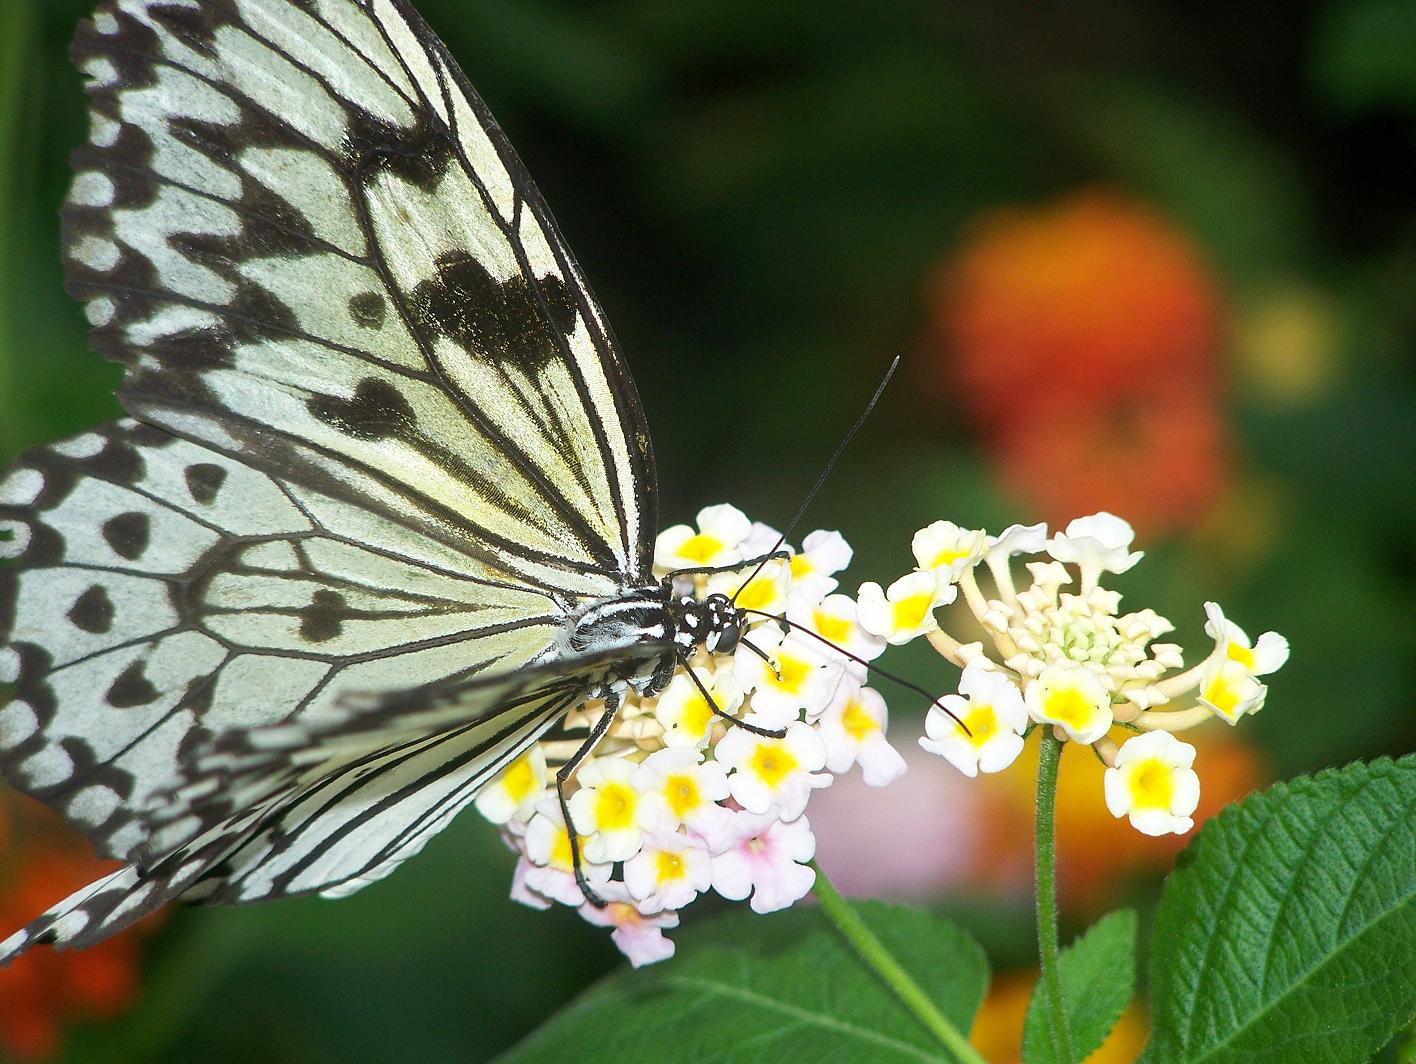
xmin=708 ymin=556 xmax=790 ymax=615
xmin=1203 ymin=601 xmax=1289 ymax=676
xmin=984 ymin=522 xmax=1049 ymax=565
xmin=1024 ymin=662 xmax=1114 ymax=743
xmin=787 ymin=590 xmax=885 ymax=665
xmin=651 ymin=666 xmax=743 ymax=749
xmin=704 ymin=811 xmax=817 ymax=914
xmin=578 ymin=882 xmax=680 ymax=967
xmin=654 ymin=503 xmax=752 ymax=572
xmin=856 ymin=571 xmax=955 ymax=645
xmin=816 ymin=682 xmax=906 ymax=787
xmin=633 ymin=748 xmax=731 ymax=834
xmin=623 ymin=830 xmax=714 ymax=914
xmin=739 ymin=520 xmax=786 ymax=560
xmin=911 ymin=520 xmax=987 ymax=581
xmin=733 ymin=626 xmax=842 ymax=724
xmin=566 ymin=756 xmax=653 ymax=863
xmin=1197 ymin=658 xmax=1268 ymax=724
xmin=1104 ymin=731 xmax=1200 ymax=836
xmin=789 ymin=529 xmax=854 ymax=599
xmin=715 ymin=718 xmax=830 ymax=820
xmin=919 ymin=662 xmax=1028 ymax=777
xmin=522 ymin=803 xmax=612 ymax=906
xmin=473 ymin=747 xmax=546 ymax=825
xmin=1046 ymin=512 xmax=1144 ymax=582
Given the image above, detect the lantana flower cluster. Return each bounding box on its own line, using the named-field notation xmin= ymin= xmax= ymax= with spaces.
xmin=896 ymin=513 xmax=1288 ymax=836
xmin=474 ymin=505 xmax=907 ymax=966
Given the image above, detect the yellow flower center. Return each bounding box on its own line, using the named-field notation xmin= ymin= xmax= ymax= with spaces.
xmin=666 ymin=774 xmax=700 ymax=819
xmin=501 ymin=754 xmax=537 ymax=804
xmin=749 ymin=743 xmax=799 ymax=787
xmin=789 ymin=554 xmax=815 ymax=579
xmin=735 ymin=574 xmax=776 ymax=610
xmin=678 ymin=532 xmax=723 ymax=564
xmin=891 ymin=592 xmax=933 ymax=632
xmin=928 ymin=544 xmax=970 ymax=569
xmin=813 ymin=609 xmax=853 ymax=645
xmin=961 ymin=704 xmax=998 ymax=748
xmin=654 ymin=849 xmax=686 ymax=883
xmin=1203 ymin=674 xmax=1240 ymax=714
xmin=1225 ymin=641 xmax=1256 ymax=670
xmin=842 ymin=698 xmax=878 ymax=741
xmin=1043 ymin=686 xmax=1096 ymax=730
xmin=1127 ymin=758 xmax=1174 ymax=810
xmin=766 ymin=652 xmax=813 ymax=694
xmin=607 ymin=902 xmax=641 ymax=927
xmin=593 ymin=781 xmax=637 ymax=831
xmin=550 ymin=825 xmax=573 ymax=870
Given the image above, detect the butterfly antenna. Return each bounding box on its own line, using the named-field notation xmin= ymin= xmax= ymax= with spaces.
xmin=741 ymin=608 xmax=968 ymax=732
xmin=731 ymin=356 xmax=901 ymax=604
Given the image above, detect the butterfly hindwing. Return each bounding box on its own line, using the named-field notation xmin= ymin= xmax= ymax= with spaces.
xmin=62 ymin=0 xmax=656 ymax=596
xmin=0 ymin=419 xmax=569 ymax=869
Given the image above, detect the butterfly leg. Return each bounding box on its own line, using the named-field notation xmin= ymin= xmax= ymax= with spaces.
xmin=555 ymin=688 xmax=623 ymax=908
xmin=663 ymin=550 xmax=791 ymax=584
xmin=681 ymin=666 xmax=785 ymax=740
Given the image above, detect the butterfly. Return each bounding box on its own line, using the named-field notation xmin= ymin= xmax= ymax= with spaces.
xmin=0 ymin=0 xmax=776 ymax=960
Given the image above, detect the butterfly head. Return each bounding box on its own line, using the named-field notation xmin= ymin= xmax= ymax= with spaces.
xmin=670 ymin=591 xmax=744 ymax=658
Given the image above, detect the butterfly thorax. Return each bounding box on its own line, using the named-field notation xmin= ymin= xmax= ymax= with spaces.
xmin=565 ymin=586 xmax=744 ymax=693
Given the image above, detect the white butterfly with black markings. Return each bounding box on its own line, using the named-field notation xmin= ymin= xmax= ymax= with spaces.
xmin=0 ymin=0 xmax=772 ymax=960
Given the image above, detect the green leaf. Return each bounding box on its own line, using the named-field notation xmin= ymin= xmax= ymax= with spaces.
xmin=1144 ymin=756 xmax=1416 ymax=1063
xmin=1022 ymin=910 xmax=1138 ymax=1064
xmin=497 ymin=901 xmax=989 ymax=1064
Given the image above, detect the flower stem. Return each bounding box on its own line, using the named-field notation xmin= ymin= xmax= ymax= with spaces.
xmin=1035 ymin=731 xmax=1076 ymax=1062
xmin=810 ymin=861 xmax=985 ymax=1064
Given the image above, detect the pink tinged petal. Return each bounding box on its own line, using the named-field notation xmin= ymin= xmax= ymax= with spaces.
xmin=510 ymin=857 xmax=553 ymax=911
xmin=750 ymin=857 xmax=817 ymax=914
xmin=613 ymin=924 xmax=677 ymax=967
xmin=710 ymin=848 xmax=755 ymax=901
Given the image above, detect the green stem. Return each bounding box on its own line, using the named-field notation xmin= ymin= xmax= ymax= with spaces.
xmin=1035 ymin=730 xmax=1076 ymax=1062
xmin=810 ymin=861 xmax=985 ymax=1064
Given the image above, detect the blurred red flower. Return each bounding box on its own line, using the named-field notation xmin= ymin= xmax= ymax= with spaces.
xmin=927 ymin=188 xmax=1230 ymax=534
xmin=0 ymin=797 xmax=154 ymax=1061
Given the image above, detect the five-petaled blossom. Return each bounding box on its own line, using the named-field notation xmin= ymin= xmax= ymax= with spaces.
xmin=896 ymin=511 xmax=1286 ymax=836
xmin=476 ymin=509 xmax=905 ymax=964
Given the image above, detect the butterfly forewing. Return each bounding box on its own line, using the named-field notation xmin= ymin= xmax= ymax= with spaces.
xmin=62 ymin=0 xmax=656 ymax=592
xmin=1 ymin=0 xmax=674 ymax=965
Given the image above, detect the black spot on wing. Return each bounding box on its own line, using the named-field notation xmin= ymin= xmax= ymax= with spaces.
xmin=348 ymin=292 xmax=386 ymax=329
xmin=101 ymin=512 xmax=150 ymax=561
xmin=298 ymin=589 xmax=345 ymax=644
xmin=409 ymin=252 xmax=577 ymax=371
xmin=184 ymin=463 xmax=227 ymax=505
xmin=68 ymin=585 xmax=116 ymax=634
xmin=107 ymin=659 xmax=158 ymax=708
xmin=307 ymin=378 xmax=416 ymax=441
xmin=147 ymin=1 xmax=222 ymax=56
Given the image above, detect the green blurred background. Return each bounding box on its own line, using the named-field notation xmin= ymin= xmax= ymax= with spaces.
xmin=1 ymin=0 xmax=1414 ymax=1060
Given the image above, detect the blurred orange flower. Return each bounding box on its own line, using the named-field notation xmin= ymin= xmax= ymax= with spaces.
xmin=970 ymin=969 xmax=1149 ymax=1062
xmin=927 ymin=188 xmax=1230 ymax=535
xmin=0 ymin=796 xmax=154 ymax=1061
